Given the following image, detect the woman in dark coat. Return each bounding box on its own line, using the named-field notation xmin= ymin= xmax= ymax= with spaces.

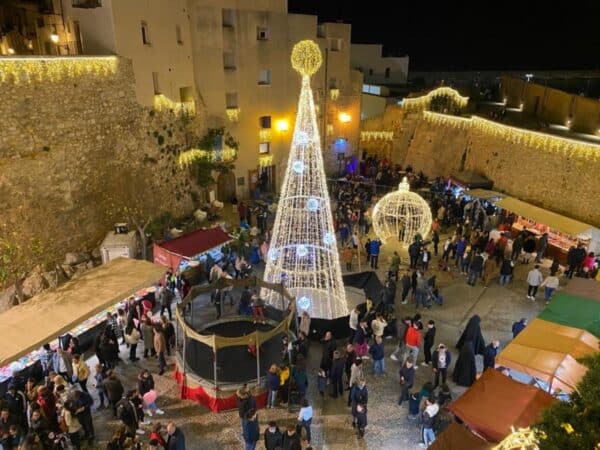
xmin=452 ymin=340 xmax=477 ymax=387
xmin=456 ymin=314 xmax=485 ymax=355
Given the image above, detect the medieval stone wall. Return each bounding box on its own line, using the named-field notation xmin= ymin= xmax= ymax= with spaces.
xmin=0 ymin=56 xmax=206 ymax=301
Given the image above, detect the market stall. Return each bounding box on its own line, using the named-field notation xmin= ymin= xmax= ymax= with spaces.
xmin=447 ymin=170 xmax=494 ymax=196
xmin=447 ymin=369 xmax=556 ymax=443
xmin=495 ymin=196 xmax=600 ymax=263
xmin=0 ymin=258 xmax=164 ymax=393
xmin=428 ymin=422 xmax=491 ymax=450
xmin=495 ymin=318 xmax=595 ymax=394
xmin=153 ymin=226 xmax=233 ymax=272
xmin=537 ymin=292 xmax=600 ymax=338
xmin=462 ymin=188 xmax=506 ymax=203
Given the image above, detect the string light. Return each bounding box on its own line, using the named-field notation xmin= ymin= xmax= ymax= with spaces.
xmin=372 ymin=176 xmax=432 ymax=244
xmin=154 ymin=94 xmax=196 ymax=116
xmin=403 ymin=86 xmax=469 ymax=111
xmin=423 ymin=111 xmax=600 ymax=161
xmin=178 ymin=147 xmax=237 ymax=166
xmin=330 ymin=88 xmax=340 ymax=100
xmin=226 ymin=107 xmax=240 ymax=122
xmin=492 ymin=426 xmax=543 ymax=450
xmin=0 ymin=56 xmax=118 ymax=84
xmin=259 ymin=154 xmax=273 ymax=167
xmin=326 ymin=124 xmax=334 ymax=135
xmin=360 ymin=130 xmax=394 ymax=141
xmin=262 ymin=40 xmax=347 ymax=320
xmin=259 ymin=129 xmax=272 ymax=142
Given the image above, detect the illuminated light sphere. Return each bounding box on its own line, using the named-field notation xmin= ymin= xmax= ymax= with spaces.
xmin=268 ymin=248 xmax=279 ymax=261
xmin=291 ymin=40 xmax=322 ymax=77
xmin=298 ymin=296 xmax=311 ymax=310
xmin=296 ymin=131 xmax=309 ymax=146
xmin=292 ymin=160 xmax=304 ymax=174
xmin=372 ymin=177 xmax=432 ymax=245
xmin=262 ymin=40 xmax=347 ymax=320
xmin=307 ymin=197 xmax=320 ymax=211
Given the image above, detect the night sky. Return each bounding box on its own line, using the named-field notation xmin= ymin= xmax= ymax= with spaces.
xmin=288 ymin=0 xmax=600 ymax=71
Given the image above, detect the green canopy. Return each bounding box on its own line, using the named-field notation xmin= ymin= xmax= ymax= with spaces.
xmin=539 ymin=292 xmax=600 ymax=339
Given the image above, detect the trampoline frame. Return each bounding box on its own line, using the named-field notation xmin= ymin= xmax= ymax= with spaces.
xmin=175 ymin=276 xmax=297 ymax=410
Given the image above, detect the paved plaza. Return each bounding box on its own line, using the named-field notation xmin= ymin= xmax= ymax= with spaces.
xmin=86 ymin=231 xmax=551 ymax=450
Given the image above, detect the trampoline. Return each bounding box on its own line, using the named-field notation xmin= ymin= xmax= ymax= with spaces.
xmin=174 ymin=277 xmax=296 ymax=412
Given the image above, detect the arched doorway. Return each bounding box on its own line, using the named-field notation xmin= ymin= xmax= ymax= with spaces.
xmin=217 ymin=170 xmax=236 ymax=202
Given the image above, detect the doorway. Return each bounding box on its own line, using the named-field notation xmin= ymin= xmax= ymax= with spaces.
xmin=217 ymin=170 xmax=236 ymax=202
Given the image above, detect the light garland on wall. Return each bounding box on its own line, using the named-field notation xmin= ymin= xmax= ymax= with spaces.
xmin=0 ymin=56 xmax=118 ymax=84
xmin=403 ymin=86 xmax=469 ymax=111
xmin=262 ymin=40 xmax=347 ymax=320
xmin=330 ymin=88 xmax=340 ymax=100
xmin=372 ymin=176 xmax=432 ymax=245
xmin=422 ymin=111 xmax=600 ymax=161
xmin=259 ymin=129 xmax=272 ymax=142
xmin=326 ymin=124 xmax=334 ymax=135
xmin=360 ymin=130 xmax=394 ymax=141
xmin=177 ymin=147 xmax=237 ymax=167
xmin=226 ymin=107 xmax=240 ymax=122
xmin=259 ymin=154 xmax=273 ymax=167
xmin=154 ymin=94 xmax=196 ymax=116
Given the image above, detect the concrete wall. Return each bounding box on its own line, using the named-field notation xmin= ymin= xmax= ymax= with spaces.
xmin=501 ymin=76 xmax=600 ymax=134
xmin=401 ymin=113 xmax=600 ymax=225
xmin=0 ymin=56 xmax=204 ymax=269
xmin=350 ymin=43 xmax=409 ymax=85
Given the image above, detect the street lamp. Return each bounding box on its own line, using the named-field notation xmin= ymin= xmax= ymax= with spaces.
xmin=338 ymin=112 xmax=351 ymax=123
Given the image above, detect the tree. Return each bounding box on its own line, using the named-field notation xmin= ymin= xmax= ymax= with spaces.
xmin=535 ymin=352 xmax=600 ymax=450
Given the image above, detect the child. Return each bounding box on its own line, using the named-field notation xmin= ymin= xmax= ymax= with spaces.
xmin=93 ymin=364 xmax=107 ymax=410
xmin=355 ymin=402 xmax=367 ymax=438
xmin=317 ymin=369 xmax=327 ymax=397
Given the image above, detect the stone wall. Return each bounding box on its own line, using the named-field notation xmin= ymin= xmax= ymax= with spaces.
xmin=0 ymin=56 xmax=206 ymax=299
xmin=401 ymin=112 xmax=600 ymax=226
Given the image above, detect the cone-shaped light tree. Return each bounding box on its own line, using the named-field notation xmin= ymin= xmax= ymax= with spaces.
xmin=262 ymin=40 xmax=348 ymax=320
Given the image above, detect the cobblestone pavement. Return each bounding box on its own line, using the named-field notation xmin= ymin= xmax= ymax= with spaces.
xmin=86 ymin=221 xmax=556 ymax=449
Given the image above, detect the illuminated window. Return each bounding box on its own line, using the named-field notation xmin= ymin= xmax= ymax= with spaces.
xmin=141 ymin=21 xmax=150 ymax=45
xmin=330 ymin=38 xmax=342 ymax=52
xmin=259 ymin=142 xmax=270 ymax=154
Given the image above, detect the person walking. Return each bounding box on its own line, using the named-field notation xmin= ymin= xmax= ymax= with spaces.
xmin=369 ymin=238 xmax=382 ymax=269
xmin=71 ymin=354 xmax=90 ymax=393
xmin=369 ymin=336 xmax=385 ymax=376
xmin=499 ymin=257 xmax=514 ymax=286
xmin=154 ymin=326 xmax=168 ymax=376
xmin=400 ymin=271 xmax=411 ymax=305
xmin=282 ymin=424 xmax=301 ymax=450
xmin=431 ymin=344 xmax=451 ymax=389
xmin=124 ymin=320 xmax=141 ymax=362
xmin=467 ymin=251 xmax=484 ymax=286
xmin=526 ymin=264 xmax=544 ymax=301
xmin=264 ymin=421 xmax=283 ymax=450
xmin=397 ymin=357 xmax=415 ymax=406
xmin=419 ymin=397 xmax=439 ymax=448
xmin=160 ymin=286 xmax=173 ymax=321
xmin=350 ymin=378 xmax=368 ymax=429
xmin=266 ymin=365 xmax=279 ymax=409
xmin=242 ymin=409 xmax=260 ymax=450
xmin=330 ymin=351 xmax=345 ymax=398
xmin=344 ymin=344 xmax=356 ymax=389
xmin=355 ymin=402 xmax=367 ymax=438
xmin=422 ymin=320 xmax=436 ymax=366
xmin=103 ymin=371 xmax=124 ymax=418
xmin=535 ymin=233 xmax=549 ymax=263
xmin=404 ymin=321 xmax=421 ymax=365
xmin=166 ymin=422 xmax=185 ymax=450
xmin=297 ymin=399 xmax=313 ymax=445
xmin=408 ymin=240 xmax=421 ymax=270
xmin=540 ymin=270 xmax=560 ymax=304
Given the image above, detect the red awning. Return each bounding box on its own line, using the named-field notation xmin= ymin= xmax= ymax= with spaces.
xmin=153 ymin=227 xmax=232 ymax=270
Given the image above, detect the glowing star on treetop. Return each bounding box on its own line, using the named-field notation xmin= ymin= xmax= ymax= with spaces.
xmin=261 ymin=40 xmax=348 ymax=320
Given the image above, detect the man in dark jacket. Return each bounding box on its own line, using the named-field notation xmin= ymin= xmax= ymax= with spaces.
xmin=512 ymin=318 xmax=527 ymax=338
xmin=422 ymin=320 xmax=436 ymax=365
xmin=330 ymin=351 xmax=345 ymax=398
xmin=242 ymin=410 xmax=260 ymax=450
xmin=483 ymin=340 xmax=500 ymax=370
xmin=236 ymin=385 xmax=256 ymax=429
xmin=408 ymin=241 xmax=421 ymax=269
xmin=368 ymin=336 xmax=385 ymax=376
xmin=282 ymin=424 xmax=301 ymax=450
xmin=400 ymin=271 xmax=411 ymax=305
xmin=102 ymin=372 xmax=124 ymax=417
xmin=511 ymin=235 xmax=524 ymax=261
xmin=467 ymin=251 xmax=484 ymax=286
xmin=166 ymin=422 xmax=185 ymax=450
xmin=397 ymin=357 xmax=415 ymax=406
xmin=319 ymin=331 xmax=336 ymax=376
xmin=264 ymin=421 xmax=283 ymax=450
xmin=535 ymin=233 xmax=549 ymax=263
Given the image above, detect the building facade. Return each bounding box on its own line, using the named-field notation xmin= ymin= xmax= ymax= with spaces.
xmin=351 ymin=43 xmax=409 ymax=86
xmin=53 ymin=0 xmax=361 ymax=198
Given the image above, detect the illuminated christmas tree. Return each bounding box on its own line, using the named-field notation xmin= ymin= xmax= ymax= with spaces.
xmin=262 ymin=40 xmax=348 ymax=320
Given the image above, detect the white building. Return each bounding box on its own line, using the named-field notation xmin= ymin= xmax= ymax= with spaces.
xmin=351 ymin=43 xmax=409 ymax=86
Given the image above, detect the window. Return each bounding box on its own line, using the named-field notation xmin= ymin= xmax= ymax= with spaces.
xmin=226 ymin=92 xmax=238 ymax=108
xmin=317 ymin=24 xmax=326 ymax=38
xmin=223 ymin=52 xmax=236 ymax=70
xmin=72 ymin=0 xmax=102 ymax=7
xmin=36 ymin=18 xmax=45 ymax=28
xmin=176 ymin=25 xmax=183 ymax=44
xmin=152 ymin=72 xmax=160 ymax=94
xmin=368 ymin=68 xmax=373 ymax=76
xmin=329 ymin=77 xmax=337 ymax=89
xmin=385 ymin=67 xmax=390 ymax=78
xmin=330 ymin=38 xmax=342 ymax=52
xmin=257 ymin=27 xmax=269 ymax=40
xmin=141 ymin=21 xmax=150 ymax=45
xmin=259 ymin=142 xmax=270 ymax=154
xmin=259 ymin=116 xmax=271 ymax=129
xmin=258 ymin=69 xmax=271 ymax=86
xmin=222 ymin=9 xmax=234 ymax=27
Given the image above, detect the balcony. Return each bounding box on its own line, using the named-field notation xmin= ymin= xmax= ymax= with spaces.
xmin=71 ymin=0 xmax=102 ymax=8
xmin=153 ymin=94 xmax=195 ymax=116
